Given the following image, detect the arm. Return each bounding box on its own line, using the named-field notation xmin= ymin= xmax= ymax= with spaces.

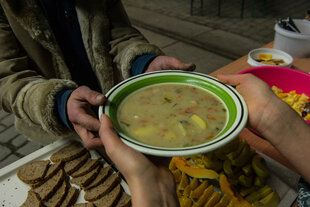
xmin=0 ymin=7 xmax=77 ymax=141
xmin=218 ymin=74 xmax=310 ymax=183
xmin=107 ymin=0 xmax=164 ymax=79
xmin=99 ymin=114 xmax=179 ymax=207
xmin=107 ymin=0 xmax=195 ymax=77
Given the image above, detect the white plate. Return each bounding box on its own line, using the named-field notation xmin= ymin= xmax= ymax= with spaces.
xmin=99 ymin=70 xmax=248 ymax=157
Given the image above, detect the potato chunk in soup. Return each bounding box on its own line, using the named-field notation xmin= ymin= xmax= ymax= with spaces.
xmin=117 ymin=84 xmax=227 ymax=148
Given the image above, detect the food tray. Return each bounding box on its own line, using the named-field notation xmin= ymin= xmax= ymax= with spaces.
xmin=0 ymin=135 xmax=130 ymax=206
xmin=0 ymin=135 xmax=300 ymax=206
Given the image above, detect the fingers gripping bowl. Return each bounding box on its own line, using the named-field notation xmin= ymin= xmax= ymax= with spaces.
xmin=99 ymin=71 xmax=248 ymax=157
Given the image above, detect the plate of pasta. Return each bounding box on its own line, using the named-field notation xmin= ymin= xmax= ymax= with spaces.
xmin=239 ymin=66 xmax=310 ymax=123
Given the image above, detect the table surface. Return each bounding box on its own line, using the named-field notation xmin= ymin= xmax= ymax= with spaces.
xmin=210 ymin=42 xmax=310 ymax=173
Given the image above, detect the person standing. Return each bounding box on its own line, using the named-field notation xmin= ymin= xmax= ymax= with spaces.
xmin=0 ymin=0 xmax=195 ymax=147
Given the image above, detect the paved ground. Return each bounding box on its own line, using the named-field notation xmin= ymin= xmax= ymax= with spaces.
xmin=0 ymin=111 xmax=42 ymax=169
xmin=1 ymin=0 xmax=309 ymax=169
xmin=123 ymin=0 xmax=310 ymax=44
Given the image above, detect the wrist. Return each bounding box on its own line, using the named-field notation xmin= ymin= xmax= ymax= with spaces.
xmin=128 ymin=168 xmax=178 ymax=207
xmin=260 ymin=97 xmax=310 ymax=148
xmin=131 ymin=54 xmax=158 ymax=76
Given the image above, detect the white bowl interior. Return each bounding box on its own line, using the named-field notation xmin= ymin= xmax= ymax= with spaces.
xmin=247 ymin=48 xmax=293 ymax=67
xmin=99 ymin=71 xmax=248 ymax=156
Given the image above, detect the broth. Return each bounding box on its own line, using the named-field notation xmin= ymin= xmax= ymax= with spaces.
xmin=117 ymin=83 xmax=227 ymax=148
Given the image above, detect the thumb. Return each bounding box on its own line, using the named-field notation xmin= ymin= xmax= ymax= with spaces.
xmin=181 ymin=62 xmax=196 ymax=71
xmin=99 ymin=114 xmax=149 ymax=175
xmin=99 ymin=114 xmax=120 ymax=149
xmin=217 ymin=74 xmax=243 ymax=87
xmin=99 ymin=114 xmax=139 ymax=175
xmin=174 ymin=60 xmax=196 ymax=71
xmin=99 ymin=114 xmax=130 ymax=161
xmin=76 ymin=86 xmax=106 ymax=106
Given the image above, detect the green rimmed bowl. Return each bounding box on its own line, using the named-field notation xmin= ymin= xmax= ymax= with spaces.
xmin=98 ymin=70 xmax=248 ymax=157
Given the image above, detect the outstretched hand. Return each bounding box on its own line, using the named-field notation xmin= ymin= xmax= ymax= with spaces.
xmin=217 ymin=74 xmax=278 ymax=133
xmin=99 ymin=114 xmax=179 ymax=207
xmin=67 ymin=86 xmax=105 ymax=149
xmin=217 ymin=74 xmax=302 ymax=140
xmin=218 ymin=74 xmax=310 ymax=183
xmin=145 ymin=56 xmax=195 ymax=73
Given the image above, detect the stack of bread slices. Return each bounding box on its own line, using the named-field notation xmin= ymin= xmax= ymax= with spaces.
xmin=17 ymin=141 xmax=131 ymax=207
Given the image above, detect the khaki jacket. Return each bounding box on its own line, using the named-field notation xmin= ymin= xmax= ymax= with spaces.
xmin=0 ymin=0 xmax=164 ymax=144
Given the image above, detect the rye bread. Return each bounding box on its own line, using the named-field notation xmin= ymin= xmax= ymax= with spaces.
xmin=50 ymin=142 xmax=87 ymax=162
xmin=83 ymin=166 xmax=112 ymax=190
xmin=115 ymin=191 xmax=131 ymax=207
xmin=70 ymin=164 xmax=101 ymax=188
xmin=84 ymin=172 xmax=121 ymax=201
xmin=33 ymin=169 xmax=65 ymax=201
xmin=17 ymin=160 xmax=50 ymax=184
xmin=31 ymin=161 xmax=63 ymax=188
xmin=64 ymin=152 xmax=90 ymax=175
xmin=70 ymin=158 xmax=101 ymax=178
xmin=93 ymin=184 xmax=122 ymax=207
xmin=71 ymin=203 xmax=95 ymax=207
xmin=43 ymin=180 xmax=68 ymax=207
xmin=20 ymin=191 xmax=42 ymax=207
xmin=59 ymin=187 xmax=80 ymax=207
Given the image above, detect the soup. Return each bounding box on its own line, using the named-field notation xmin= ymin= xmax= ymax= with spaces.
xmin=117 ymin=83 xmax=227 ymax=148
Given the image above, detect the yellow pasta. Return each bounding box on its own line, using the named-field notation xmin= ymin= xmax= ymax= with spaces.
xmin=272 ymin=86 xmax=310 ymax=120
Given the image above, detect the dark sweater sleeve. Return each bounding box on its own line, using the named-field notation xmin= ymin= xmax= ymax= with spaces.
xmin=130 ymin=54 xmax=158 ymax=76
xmin=56 ymin=89 xmax=74 ymax=129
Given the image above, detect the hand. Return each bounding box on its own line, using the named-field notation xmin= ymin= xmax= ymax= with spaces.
xmin=218 ymin=74 xmax=310 ymax=183
xmin=217 ymin=74 xmax=279 ymax=133
xmin=99 ymin=114 xmax=179 ymax=207
xmin=145 ymin=56 xmax=195 ymax=73
xmin=217 ymin=74 xmax=302 ymax=139
xmin=67 ymin=86 xmax=105 ymax=149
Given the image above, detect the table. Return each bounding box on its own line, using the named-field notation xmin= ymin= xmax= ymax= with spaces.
xmin=210 ymin=42 xmax=310 ymax=172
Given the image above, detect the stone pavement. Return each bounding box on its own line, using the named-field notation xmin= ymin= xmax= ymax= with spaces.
xmin=1 ymin=0 xmax=309 ymax=170
xmin=123 ymin=0 xmax=310 ymax=59
xmin=0 ymin=110 xmax=42 ymax=169
xmin=123 ymin=0 xmax=310 ymax=44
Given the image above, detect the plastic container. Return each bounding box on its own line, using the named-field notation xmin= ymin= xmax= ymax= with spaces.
xmin=274 ymin=19 xmax=310 ymax=58
xmin=239 ymin=66 xmax=310 ymax=125
xmin=247 ymin=48 xmax=293 ymax=67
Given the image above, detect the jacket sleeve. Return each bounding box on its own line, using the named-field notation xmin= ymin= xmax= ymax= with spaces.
xmin=107 ymin=0 xmax=165 ymax=79
xmin=0 ymin=7 xmax=77 ymax=139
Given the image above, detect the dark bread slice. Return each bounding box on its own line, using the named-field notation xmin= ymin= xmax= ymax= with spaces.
xmin=50 ymin=142 xmax=87 ymax=162
xmin=71 ymin=203 xmax=95 ymax=207
xmin=33 ymin=169 xmax=65 ymax=201
xmin=83 ymin=165 xmax=112 ymax=190
xmin=64 ymin=152 xmax=90 ymax=175
xmin=115 ymin=191 xmax=131 ymax=207
xmin=70 ymin=158 xmax=101 ymax=178
xmin=17 ymin=160 xmax=50 ymax=184
xmin=59 ymin=187 xmax=80 ymax=207
xmin=84 ymin=172 xmax=121 ymax=201
xmin=20 ymin=191 xmax=42 ymax=207
xmin=31 ymin=161 xmax=63 ymax=188
xmin=70 ymin=164 xmax=101 ymax=188
xmin=43 ymin=180 xmax=68 ymax=207
xmin=93 ymin=184 xmax=121 ymax=207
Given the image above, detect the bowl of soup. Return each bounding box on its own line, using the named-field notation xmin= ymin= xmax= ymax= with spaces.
xmin=99 ymin=70 xmax=248 ymax=157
